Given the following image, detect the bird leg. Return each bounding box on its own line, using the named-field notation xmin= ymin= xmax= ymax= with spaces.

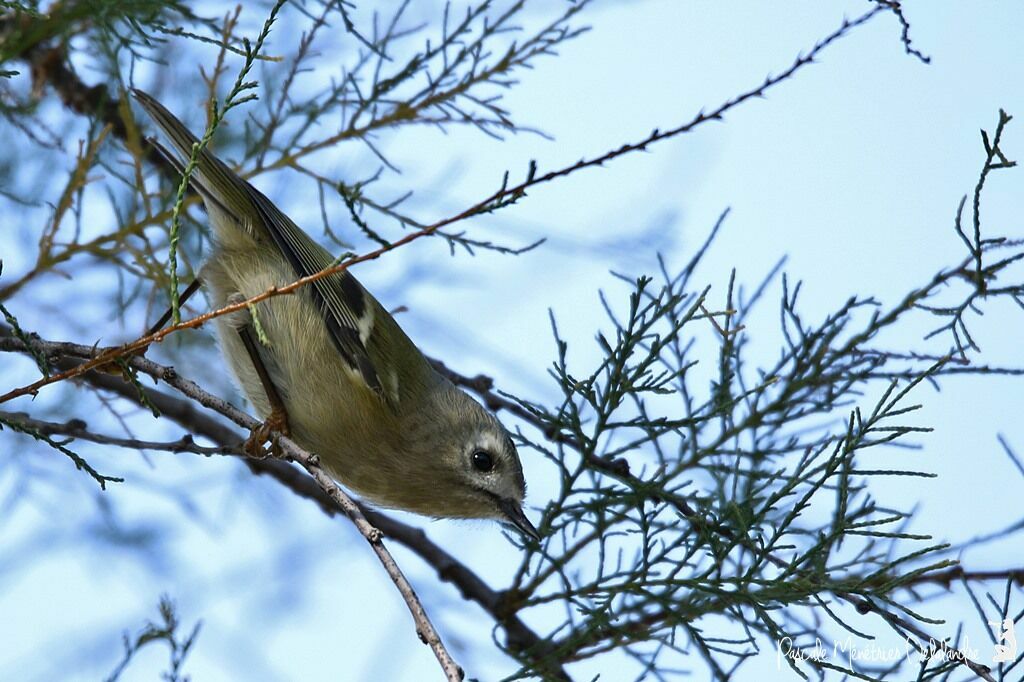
xmin=99 ymin=278 xmax=204 ymax=375
xmin=237 ymin=323 xmax=291 ymax=458
xmin=137 ymin=281 xmax=291 ymax=457
xmin=144 ymin=278 xmax=204 ymax=339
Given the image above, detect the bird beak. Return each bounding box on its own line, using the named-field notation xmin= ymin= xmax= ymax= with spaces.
xmin=498 ymin=498 xmax=541 ymax=540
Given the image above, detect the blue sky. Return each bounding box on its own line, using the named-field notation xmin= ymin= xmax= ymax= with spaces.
xmin=1 ymin=1 xmax=1023 ymax=680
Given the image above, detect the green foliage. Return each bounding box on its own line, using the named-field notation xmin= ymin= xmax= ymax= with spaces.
xmin=493 ymin=120 xmax=1024 ymax=677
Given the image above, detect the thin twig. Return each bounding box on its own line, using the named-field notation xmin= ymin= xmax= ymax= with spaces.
xmin=0 ymin=330 xmax=464 ymax=681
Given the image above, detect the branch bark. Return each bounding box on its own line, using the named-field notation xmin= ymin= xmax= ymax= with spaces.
xmin=0 ymin=329 xmax=464 ymax=682
xmin=0 ymin=326 xmax=569 ymax=680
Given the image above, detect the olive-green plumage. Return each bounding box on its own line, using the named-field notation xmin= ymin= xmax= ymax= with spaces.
xmin=133 ymin=89 xmax=537 ymax=537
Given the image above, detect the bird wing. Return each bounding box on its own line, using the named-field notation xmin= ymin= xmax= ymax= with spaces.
xmin=132 ymin=89 xmax=388 ymax=402
xmin=246 ymin=188 xmax=388 ymax=401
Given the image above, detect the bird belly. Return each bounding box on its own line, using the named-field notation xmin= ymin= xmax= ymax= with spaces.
xmin=202 ymin=246 xmax=408 ymax=506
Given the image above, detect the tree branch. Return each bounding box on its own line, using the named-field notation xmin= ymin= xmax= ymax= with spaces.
xmin=0 ymin=6 xmax=885 ymax=407
xmin=0 ymin=329 xmax=464 ymax=682
xmin=0 ymin=325 xmax=569 ymax=679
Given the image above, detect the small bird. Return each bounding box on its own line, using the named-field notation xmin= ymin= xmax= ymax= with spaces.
xmin=132 ymin=89 xmax=538 ymax=539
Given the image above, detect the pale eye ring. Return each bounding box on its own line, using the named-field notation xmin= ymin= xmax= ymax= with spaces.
xmin=471 ymin=450 xmax=494 ymax=472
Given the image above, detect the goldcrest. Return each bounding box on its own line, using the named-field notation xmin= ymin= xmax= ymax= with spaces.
xmin=133 ymin=89 xmax=538 ymax=539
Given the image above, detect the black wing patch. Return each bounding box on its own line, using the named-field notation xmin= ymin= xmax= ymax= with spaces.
xmin=245 ymin=188 xmax=386 ymax=399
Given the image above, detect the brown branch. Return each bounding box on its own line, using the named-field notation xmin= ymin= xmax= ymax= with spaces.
xmin=872 ymin=0 xmax=931 ymax=64
xmin=0 ymin=330 xmax=463 ymax=681
xmin=0 ymin=410 xmax=242 ymax=456
xmin=895 ymin=566 xmax=1024 ymax=590
xmin=0 ymin=326 xmax=569 ymax=679
xmin=285 ymin=446 xmax=465 ymax=681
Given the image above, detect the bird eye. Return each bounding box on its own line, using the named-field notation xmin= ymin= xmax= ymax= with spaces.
xmin=471 ymin=450 xmax=494 ymax=472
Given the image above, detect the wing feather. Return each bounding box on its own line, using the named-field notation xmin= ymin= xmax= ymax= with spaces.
xmin=245 ymin=190 xmax=387 ymax=398
xmin=132 ymin=89 xmax=387 ymax=401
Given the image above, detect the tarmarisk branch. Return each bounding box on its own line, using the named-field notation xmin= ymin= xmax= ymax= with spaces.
xmin=0 ymin=328 xmax=464 ymax=682
xmin=0 ymin=325 xmax=570 ymax=679
xmin=0 ymin=7 xmax=885 ymax=407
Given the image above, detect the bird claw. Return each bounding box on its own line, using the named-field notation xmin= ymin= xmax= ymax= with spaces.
xmin=244 ymin=409 xmax=291 ymax=458
xmin=97 ymin=344 xmax=150 ymax=376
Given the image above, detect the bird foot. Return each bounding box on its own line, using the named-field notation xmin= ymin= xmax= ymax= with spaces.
xmin=96 ymin=344 xmax=150 ymax=376
xmin=244 ymin=408 xmax=291 ymax=458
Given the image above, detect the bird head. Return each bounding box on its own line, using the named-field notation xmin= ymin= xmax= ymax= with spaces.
xmin=402 ymin=384 xmax=539 ymax=540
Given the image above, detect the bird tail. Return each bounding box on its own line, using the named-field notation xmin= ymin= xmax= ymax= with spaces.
xmin=131 ymin=88 xmax=255 ymax=231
